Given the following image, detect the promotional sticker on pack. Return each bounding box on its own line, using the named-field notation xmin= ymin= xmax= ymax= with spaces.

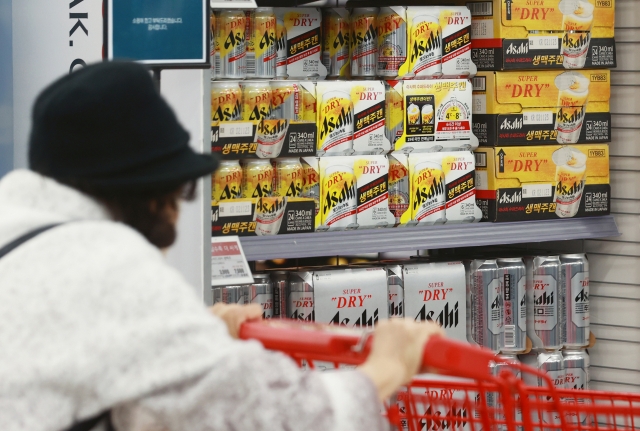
xmin=318 ymin=156 xmax=395 ymax=231
xmin=403 ymin=261 xmax=467 ymax=342
xmin=472 ymin=70 xmax=611 ymax=146
xmin=474 ymin=144 xmax=610 ymax=222
xmin=407 ymin=152 xmax=482 ymax=226
xmin=274 ymin=8 xmax=327 ymax=80
xmin=313 ymin=267 xmax=389 ymax=327
xmin=467 ymin=0 xmax=616 ymax=71
xmin=394 ymin=80 xmax=479 ymax=154
xmin=316 ymin=81 xmax=390 ymax=156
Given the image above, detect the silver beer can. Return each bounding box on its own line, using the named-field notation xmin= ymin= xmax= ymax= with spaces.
xmin=247 ymin=274 xmax=274 ymax=319
xmin=563 ymin=349 xmax=589 ymax=424
xmin=520 ymin=351 xmax=566 ymax=426
xmin=221 ymin=285 xmax=246 ymax=304
xmin=216 ymin=9 xmax=247 ymax=79
xmin=350 ymin=8 xmax=378 ymax=78
xmin=275 ymin=16 xmax=288 ymax=78
xmin=212 ymin=286 xmax=222 ymax=304
xmin=470 ymin=259 xmax=502 ymax=352
xmin=531 ymin=256 xmax=563 ymax=350
xmin=494 ymin=353 xmax=522 ymax=431
xmin=560 ymin=254 xmax=590 ymax=348
xmin=288 ymin=271 xmax=315 ymax=321
xmin=270 ymin=81 xmax=303 ymax=121
xmin=386 ymin=264 xmax=404 ymax=317
xmin=377 ymin=7 xmax=406 ymax=77
xmin=497 ymin=258 xmax=527 ymax=353
xmin=270 ymin=271 xmax=288 ymax=319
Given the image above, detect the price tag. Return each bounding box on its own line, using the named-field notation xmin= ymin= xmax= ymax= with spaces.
xmin=211 ymin=236 xmax=253 ymax=287
xmin=522 ymin=184 xmax=553 ymax=198
xmin=528 ymin=36 xmax=559 ymax=50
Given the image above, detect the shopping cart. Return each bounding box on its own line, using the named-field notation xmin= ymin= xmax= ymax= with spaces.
xmin=240 ymin=320 xmax=640 ymax=431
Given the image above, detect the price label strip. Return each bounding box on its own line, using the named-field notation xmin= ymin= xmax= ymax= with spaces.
xmin=211 ymin=236 xmax=254 ymax=287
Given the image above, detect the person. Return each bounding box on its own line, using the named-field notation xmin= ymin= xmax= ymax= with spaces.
xmin=0 ymin=61 xmax=444 ymax=431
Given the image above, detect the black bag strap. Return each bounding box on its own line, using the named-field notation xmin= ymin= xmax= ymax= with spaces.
xmin=65 ymin=411 xmax=113 ymax=431
xmin=0 ymin=224 xmax=61 ymax=259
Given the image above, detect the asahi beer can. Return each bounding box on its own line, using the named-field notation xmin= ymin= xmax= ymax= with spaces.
xmin=275 ymin=17 xmax=288 ymax=78
xmin=350 ymin=8 xmax=378 ymax=78
xmin=301 ymin=83 xmax=317 ymax=123
xmin=377 ymin=7 xmax=406 ymax=78
xmin=386 ymin=265 xmax=404 ymax=317
xmin=388 ymin=155 xmax=409 ymax=226
xmin=563 ymin=349 xmax=590 ymax=425
xmin=221 ymin=285 xmax=246 ymax=304
xmin=241 ymin=159 xmax=274 ymax=198
xmin=562 ymin=31 xmax=591 ymax=69
xmin=385 ymin=82 xmax=404 ymax=145
xmin=560 ymin=254 xmax=590 ymax=347
xmin=254 ymin=196 xmax=287 ymax=236
xmin=497 ymin=258 xmax=527 ymax=353
xmin=521 ymin=350 xmax=566 ymax=390
xmin=531 ymin=256 xmax=563 ymax=350
xmin=493 ymin=354 xmax=522 ymax=431
xmin=470 ymin=259 xmax=502 ymax=352
xmin=320 ymin=164 xmax=358 ymax=230
xmin=411 ymin=160 xmax=447 ymax=225
xmin=247 ymin=8 xmax=276 ymax=78
xmin=212 ymin=286 xmax=222 ymax=304
xmin=211 ymin=81 xmax=242 ymax=122
xmin=270 ymin=271 xmax=288 ymax=318
xmin=212 ymin=160 xmax=242 ymax=201
xmin=301 ymin=158 xmax=320 ymax=218
xmin=318 ymin=90 xmax=354 ymax=156
xmin=210 ymin=12 xmax=216 ymax=79
xmin=314 ymin=267 xmax=389 ymax=328
xmin=322 ymin=9 xmax=351 ymax=78
xmin=216 ymin=10 xmax=247 ymax=79
xmin=241 ymin=81 xmax=272 ymax=121
xmin=408 ymin=13 xmax=442 ymax=78
xmin=404 ymin=261 xmax=467 ymax=342
xmin=273 ymin=158 xmax=303 ymax=198
xmin=270 ymin=81 xmax=303 ymax=121
xmin=247 ymin=274 xmax=274 ymax=319
xmin=288 ymin=271 xmax=315 ymax=321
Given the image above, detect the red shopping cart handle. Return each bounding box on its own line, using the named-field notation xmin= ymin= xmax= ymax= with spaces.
xmin=239 ymin=320 xmax=497 ymax=381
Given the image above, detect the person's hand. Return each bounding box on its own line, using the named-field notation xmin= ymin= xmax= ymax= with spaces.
xmin=210 ymin=303 xmax=263 ymax=339
xmin=358 ymin=319 xmax=445 ymax=401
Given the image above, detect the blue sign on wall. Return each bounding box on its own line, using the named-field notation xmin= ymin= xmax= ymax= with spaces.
xmin=108 ymin=0 xmax=208 ymax=67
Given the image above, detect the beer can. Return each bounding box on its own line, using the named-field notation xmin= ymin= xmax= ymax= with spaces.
xmin=270 ymin=271 xmax=288 ymax=319
xmin=322 ymin=9 xmax=351 ymax=78
xmin=273 ymin=158 xmax=303 ymax=197
xmin=216 ymin=10 xmax=247 ymax=79
xmin=350 ymin=8 xmax=378 ymax=78
xmin=241 ymin=81 xmax=272 ymax=121
xmin=212 ymin=160 xmax=242 ymax=201
xmin=531 ymin=256 xmax=563 ymax=350
xmin=212 ymin=286 xmax=222 ymax=304
xmin=320 ymin=164 xmax=358 ymax=230
xmin=560 ymin=254 xmax=590 ymax=348
xmin=497 ymin=258 xmax=527 ymax=353
xmin=221 ymin=285 xmax=246 ymax=304
xmin=377 ymin=7 xmax=406 ymax=78
xmin=288 ymin=271 xmax=314 ymax=321
xmin=211 ymin=81 xmax=242 ymax=122
xmin=301 ymin=158 xmax=320 ymax=217
xmin=493 ymin=353 xmax=522 ymax=431
xmin=388 ymin=155 xmax=409 ymax=226
xmin=275 ymin=17 xmax=288 ymax=78
xmin=385 ymin=82 xmax=404 ymax=145
xmin=301 ymin=83 xmax=317 ymax=123
xmin=386 ymin=265 xmax=404 ymax=317
xmin=241 ymin=159 xmax=274 ymax=198
xmin=470 ymin=259 xmax=502 ymax=352
xmin=247 ymin=8 xmax=276 ymax=78
xmin=520 ymin=351 xmax=565 ymax=425
xmin=247 ymin=274 xmax=274 ymax=319
xmin=318 ymin=90 xmax=354 ymax=156
xmin=411 ymin=160 xmax=447 ymax=225
xmin=270 ymin=81 xmax=303 ymax=121
xmin=210 ymin=11 xmax=216 ymax=79
xmin=408 ymin=13 xmax=442 ymax=78
xmin=563 ymin=349 xmax=590 ymax=424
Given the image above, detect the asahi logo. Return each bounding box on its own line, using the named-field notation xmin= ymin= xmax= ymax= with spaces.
xmin=330 ymin=309 xmax=379 ymax=328
xmin=506 ymin=42 xmax=529 ymax=55
xmin=320 ymin=104 xmax=353 ymax=140
xmin=415 ymin=301 xmax=459 ymax=329
xmin=534 ymin=291 xmax=554 ymax=305
xmin=575 ymin=289 xmax=588 ymax=303
xmin=420 ymin=406 xmax=468 ymax=430
xmin=410 ymin=24 xmax=441 ymax=63
xmin=500 ymin=117 xmax=523 ymax=130
xmin=290 ymin=308 xmax=314 ymax=321
xmin=499 ymin=190 xmax=522 ymax=204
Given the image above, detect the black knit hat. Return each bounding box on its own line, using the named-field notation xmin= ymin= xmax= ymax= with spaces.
xmin=29 ymin=61 xmax=218 ymax=190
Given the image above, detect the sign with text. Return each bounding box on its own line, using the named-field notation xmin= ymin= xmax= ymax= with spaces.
xmin=211 ymin=236 xmax=253 ymax=286
xmin=107 ymin=0 xmax=208 ymax=67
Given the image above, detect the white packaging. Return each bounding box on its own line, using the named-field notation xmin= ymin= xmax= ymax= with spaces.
xmin=403 ymin=261 xmax=467 ymax=342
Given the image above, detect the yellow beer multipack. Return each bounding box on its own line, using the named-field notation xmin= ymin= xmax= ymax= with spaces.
xmin=472 ymin=69 xmax=611 ymax=146
xmin=474 ymin=144 xmax=610 ymax=222
xmin=467 ymin=0 xmax=616 ymax=70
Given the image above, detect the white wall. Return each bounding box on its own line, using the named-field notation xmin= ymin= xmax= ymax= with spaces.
xmin=584 ymin=0 xmax=640 ymax=393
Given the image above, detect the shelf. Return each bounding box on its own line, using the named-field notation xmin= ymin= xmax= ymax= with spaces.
xmin=239 ymin=216 xmax=620 ymax=261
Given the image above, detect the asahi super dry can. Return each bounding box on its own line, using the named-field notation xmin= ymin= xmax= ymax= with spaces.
xmin=350 ymin=8 xmax=378 ymax=78
xmin=211 ymin=81 xmax=242 ymax=122
xmin=470 ymin=259 xmax=502 ymax=352
xmin=242 ymin=159 xmax=274 ymax=198
xmin=270 ymin=271 xmax=288 ymax=319
xmin=301 ymin=84 xmax=317 ymax=123
xmin=212 ymin=160 xmax=242 ymax=201
xmin=221 ymin=285 xmax=246 ymax=304
xmin=241 ymin=81 xmax=272 ymax=121
xmin=386 ymin=265 xmax=404 ymax=317
xmin=531 ymin=256 xmax=563 ymax=350
xmin=301 ymin=159 xmax=320 ymax=217
xmin=216 ymin=10 xmax=247 ymax=79
xmin=377 ymin=7 xmax=406 ymax=77
xmin=212 ymin=286 xmax=222 ymax=304
xmin=388 ymin=155 xmax=409 ymax=225
xmin=560 ymin=254 xmax=589 ymax=347
xmin=385 ymin=82 xmax=404 ymax=145
xmin=320 ymin=164 xmax=358 ymax=230
xmin=275 ymin=17 xmax=288 ymax=78
xmin=288 ymin=271 xmax=314 ymax=321
xmin=273 ymin=158 xmax=303 ymax=198
xmin=411 ymin=160 xmax=446 ymax=225
xmin=408 ymin=13 xmax=442 ymax=78
xmin=318 ymin=90 xmax=354 ymax=156
xmin=497 ymin=258 xmax=526 ymax=353
xmin=248 ymin=8 xmax=277 ymax=78
xmin=247 ymin=274 xmax=274 ymax=319
xmin=271 ymin=81 xmax=303 ymax=121
xmin=322 ymin=9 xmax=350 ymax=78
xmin=563 ymin=349 xmax=589 ymax=424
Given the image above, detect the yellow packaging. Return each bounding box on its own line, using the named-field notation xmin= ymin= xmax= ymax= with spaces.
xmin=212 ymin=160 xmax=243 ymax=202
xmin=319 ymin=161 xmax=358 ymax=231
xmin=211 ymin=82 xmax=242 ymax=122
xmin=273 ymin=158 xmax=303 ymax=197
xmin=300 ymin=82 xmax=317 ymax=123
xmin=301 ymin=157 xmax=320 ymax=228
xmin=241 ymin=81 xmax=273 ymax=121
xmin=242 ymin=159 xmax=274 ymax=198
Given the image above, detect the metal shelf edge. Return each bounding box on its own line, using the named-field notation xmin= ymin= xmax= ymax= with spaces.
xmin=239 ymin=216 xmax=620 ymax=261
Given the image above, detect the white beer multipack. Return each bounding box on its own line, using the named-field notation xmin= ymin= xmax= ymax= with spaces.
xmin=316 ymin=81 xmax=390 ymax=156
xmin=318 ymin=155 xmax=395 ymax=231
xmin=313 ymin=267 xmax=389 ymax=327
xmin=403 ymin=261 xmax=467 ymax=342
